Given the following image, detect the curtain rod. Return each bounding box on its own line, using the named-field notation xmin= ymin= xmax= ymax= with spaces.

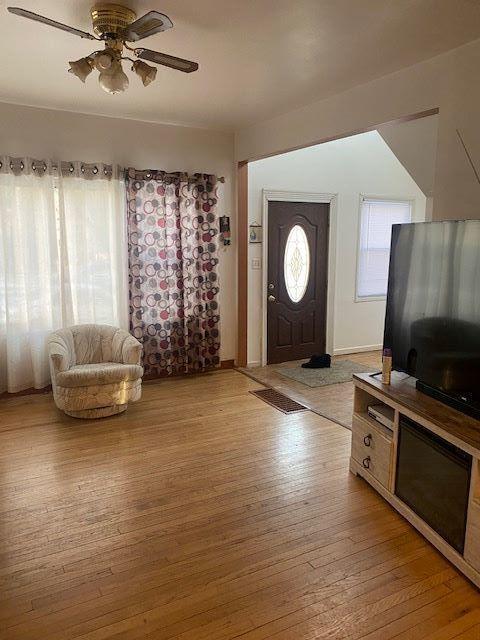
xmin=127 ymin=167 xmax=226 ymax=182
xmin=1 ymin=158 xmax=227 ymax=182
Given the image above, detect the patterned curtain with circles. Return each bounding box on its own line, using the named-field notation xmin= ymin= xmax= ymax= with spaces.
xmin=126 ymin=169 xmax=221 ymax=376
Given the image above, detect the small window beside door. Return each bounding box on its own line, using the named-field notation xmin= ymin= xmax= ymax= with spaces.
xmin=356 ymin=197 xmax=412 ymax=301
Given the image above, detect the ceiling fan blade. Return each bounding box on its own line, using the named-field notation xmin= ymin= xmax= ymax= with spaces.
xmin=7 ymin=7 xmax=96 ymax=40
xmin=136 ymin=49 xmax=199 ymax=73
xmin=124 ymin=11 xmax=173 ymax=42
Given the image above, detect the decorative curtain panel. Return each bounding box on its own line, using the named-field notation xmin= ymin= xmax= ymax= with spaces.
xmin=126 ymin=169 xmax=221 ymax=376
xmin=0 ymin=157 xmax=128 ymax=393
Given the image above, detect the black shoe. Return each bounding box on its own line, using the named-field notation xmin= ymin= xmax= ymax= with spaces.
xmin=301 ymin=354 xmax=331 ymax=369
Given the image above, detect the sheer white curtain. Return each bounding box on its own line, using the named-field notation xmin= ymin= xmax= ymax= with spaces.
xmin=0 ymin=158 xmax=128 ymax=394
xmin=0 ymin=160 xmax=62 ymax=392
xmin=59 ymin=163 xmax=128 ymax=329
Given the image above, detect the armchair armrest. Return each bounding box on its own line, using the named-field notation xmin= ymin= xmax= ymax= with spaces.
xmin=122 ymin=334 xmax=142 ymax=365
xmin=48 ymin=343 xmax=71 ymax=373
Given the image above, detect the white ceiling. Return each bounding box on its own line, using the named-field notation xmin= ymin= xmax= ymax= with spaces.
xmin=0 ymin=0 xmax=480 ymax=131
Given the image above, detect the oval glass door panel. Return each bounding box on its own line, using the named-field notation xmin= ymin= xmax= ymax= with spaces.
xmin=284 ymin=225 xmax=310 ymax=302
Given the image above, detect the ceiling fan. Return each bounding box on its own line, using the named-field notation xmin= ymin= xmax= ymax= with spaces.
xmin=7 ymin=3 xmax=199 ymax=94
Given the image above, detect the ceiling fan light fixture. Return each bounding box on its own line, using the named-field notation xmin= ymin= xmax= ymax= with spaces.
xmin=8 ymin=4 xmax=199 ymax=95
xmin=132 ymin=60 xmax=157 ymax=87
xmin=68 ymin=56 xmax=94 ymax=83
xmin=98 ymin=60 xmax=129 ymax=94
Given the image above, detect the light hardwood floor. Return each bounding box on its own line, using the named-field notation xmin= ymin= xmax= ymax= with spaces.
xmin=240 ymin=351 xmax=383 ymax=428
xmin=0 ymin=369 xmax=479 ymax=639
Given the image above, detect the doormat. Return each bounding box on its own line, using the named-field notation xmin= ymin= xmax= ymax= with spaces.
xmin=277 ymin=360 xmax=371 ymax=388
xmin=250 ymin=388 xmax=308 ymax=414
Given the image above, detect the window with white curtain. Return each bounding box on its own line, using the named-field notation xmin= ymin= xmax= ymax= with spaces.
xmin=356 ymin=197 xmax=412 ymax=300
xmin=0 ymin=165 xmax=61 ymax=393
xmin=59 ymin=170 xmax=128 ymax=328
xmin=0 ymin=158 xmax=127 ymax=394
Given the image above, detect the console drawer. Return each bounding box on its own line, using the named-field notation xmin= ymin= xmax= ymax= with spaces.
xmin=351 ymin=415 xmax=393 ymax=489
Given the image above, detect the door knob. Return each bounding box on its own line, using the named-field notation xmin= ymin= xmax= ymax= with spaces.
xmin=268 ymin=295 xmax=276 ymax=302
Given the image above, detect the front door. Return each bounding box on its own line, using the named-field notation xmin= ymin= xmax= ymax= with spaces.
xmin=267 ymin=200 xmax=329 ymax=364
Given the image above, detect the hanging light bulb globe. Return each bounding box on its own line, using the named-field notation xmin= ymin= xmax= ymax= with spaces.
xmin=132 ymin=60 xmax=157 ymax=87
xmin=98 ymin=61 xmax=129 ymax=94
xmin=68 ymin=57 xmax=93 ymax=83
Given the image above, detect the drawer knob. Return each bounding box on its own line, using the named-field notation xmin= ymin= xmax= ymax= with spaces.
xmin=363 ymin=433 xmax=372 ymax=447
xmin=362 ymin=456 xmax=371 ymax=469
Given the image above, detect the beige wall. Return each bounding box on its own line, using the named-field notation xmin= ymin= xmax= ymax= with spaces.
xmin=0 ymin=102 xmax=236 ymax=361
xmin=235 ymin=38 xmax=480 ymax=222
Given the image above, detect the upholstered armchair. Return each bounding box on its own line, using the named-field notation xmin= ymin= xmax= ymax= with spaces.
xmin=48 ymin=324 xmax=143 ymax=419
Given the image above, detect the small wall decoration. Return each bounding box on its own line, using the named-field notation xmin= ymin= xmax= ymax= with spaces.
xmin=249 ymin=222 xmax=263 ymax=244
xmin=219 ymin=215 xmax=231 ymax=246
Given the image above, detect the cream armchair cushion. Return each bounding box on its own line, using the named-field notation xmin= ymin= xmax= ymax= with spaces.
xmin=48 ymin=324 xmax=143 ymax=419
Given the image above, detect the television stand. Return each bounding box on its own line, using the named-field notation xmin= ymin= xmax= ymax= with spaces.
xmin=416 ymin=379 xmax=480 ymax=421
xmin=350 ymin=371 xmax=480 ymax=589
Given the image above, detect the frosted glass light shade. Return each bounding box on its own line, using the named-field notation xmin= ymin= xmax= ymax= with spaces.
xmin=68 ymin=57 xmax=93 ymax=83
xmin=94 ymin=52 xmax=114 ymax=72
xmin=132 ymin=60 xmax=157 ymax=86
xmin=99 ymin=62 xmax=129 ymax=94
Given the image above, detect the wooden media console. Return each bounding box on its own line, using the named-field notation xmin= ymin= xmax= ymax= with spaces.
xmin=350 ymin=371 xmax=480 ymax=588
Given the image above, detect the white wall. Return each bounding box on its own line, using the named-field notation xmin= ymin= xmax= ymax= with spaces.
xmin=247 ymin=131 xmax=426 ymax=366
xmin=377 ymin=115 xmax=438 ymax=197
xmin=236 ymin=38 xmax=480 ymax=224
xmin=0 ymin=102 xmax=237 ymax=361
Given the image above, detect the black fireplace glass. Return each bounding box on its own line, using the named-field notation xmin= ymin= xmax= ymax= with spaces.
xmin=395 ymin=416 xmax=472 ymax=554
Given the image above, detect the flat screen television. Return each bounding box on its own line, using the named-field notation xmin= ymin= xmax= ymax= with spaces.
xmin=384 ymin=219 xmax=480 ymax=420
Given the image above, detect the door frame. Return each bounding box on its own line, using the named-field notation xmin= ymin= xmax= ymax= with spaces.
xmin=261 ymin=189 xmax=338 ymax=367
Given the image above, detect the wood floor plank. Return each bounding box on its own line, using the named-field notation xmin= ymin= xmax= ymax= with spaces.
xmin=0 ymin=365 xmax=478 ymax=639
xmin=376 ymin=594 xmax=480 ymax=640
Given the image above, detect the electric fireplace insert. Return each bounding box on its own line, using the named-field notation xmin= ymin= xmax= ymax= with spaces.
xmin=395 ymin=415 xmax=472 ymax=553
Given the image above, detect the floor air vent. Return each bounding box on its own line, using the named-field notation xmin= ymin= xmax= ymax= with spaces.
xmin=250 ymin=388 xmax=308 ymax=414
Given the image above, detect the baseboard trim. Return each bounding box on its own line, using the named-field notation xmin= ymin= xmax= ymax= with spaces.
xmin=0 ymin=385 xmax=52 ymax=400
xmin=220 ymin=359 xmax=235 ymax=369
xmin=246 ymin=361 xmax=261 ymax=368
xmin=333 ymin=344 xmax=382 ymax=355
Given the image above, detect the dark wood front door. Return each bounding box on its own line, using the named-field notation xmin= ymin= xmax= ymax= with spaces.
xmin=267 ymin=201 xmax=329 ymax=364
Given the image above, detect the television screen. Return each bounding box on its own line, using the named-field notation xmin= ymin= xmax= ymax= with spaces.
xmin=384 ymin=220 xmax=480 ymax=403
